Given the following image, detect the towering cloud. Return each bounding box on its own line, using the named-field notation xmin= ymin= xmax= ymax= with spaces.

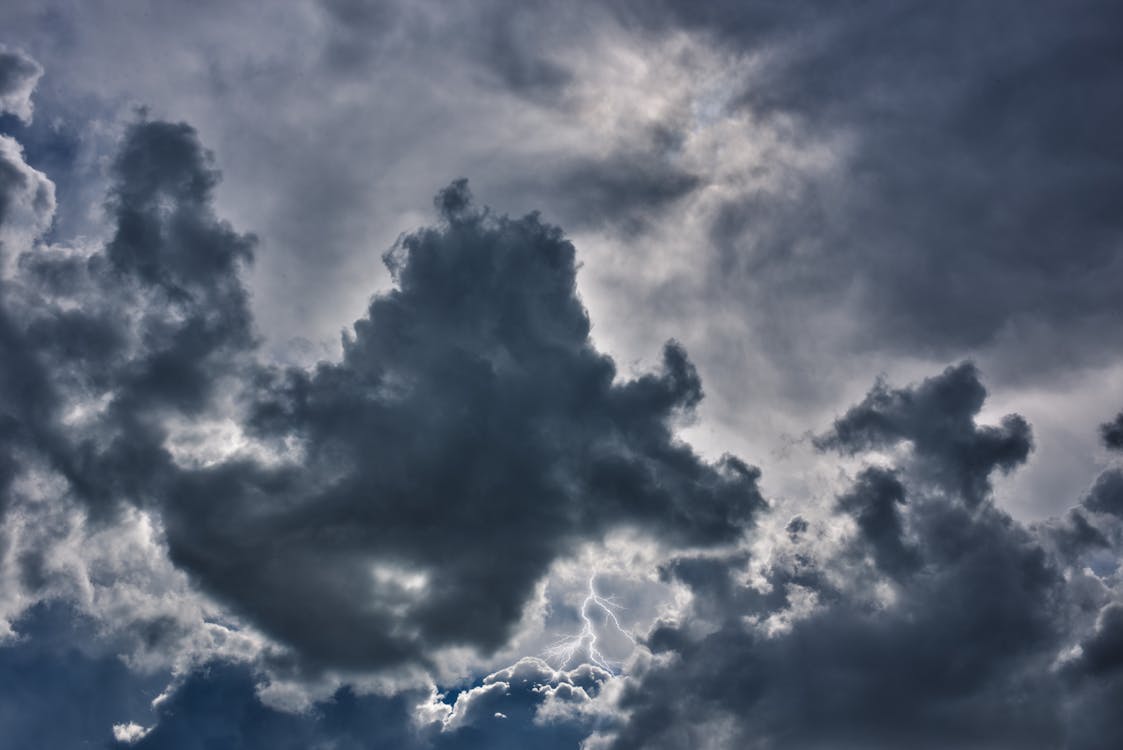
xmin=1 ymin=118 xmax=764 ymax=673
xmin=160 ymin=178 xmax=763 ymax=668
xmin=3 ymin=115 xmax=1121 ymax=750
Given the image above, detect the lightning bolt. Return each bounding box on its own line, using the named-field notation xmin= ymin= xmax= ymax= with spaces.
xmin=543 ymin=574 xmax=636 ymax=673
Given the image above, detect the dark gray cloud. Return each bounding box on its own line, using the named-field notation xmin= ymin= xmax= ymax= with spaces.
xmin=834 ymin=466 xmax=919 ymax=578
xmin=2 ymin=118 xmax=763 ymax=674
xmin=1042 ymin=508 xmax=1111 ymax=561
xmin=1077 ymin=408 xmax=1123 ymax=519
xmin=815 ymin=362 xmax=1032 ymax=506
xmin=1102 ymin=412 xmax=1123 ymax=452
xmin=161 ymin=178 xmax=762 ymax=669
xmin=601 ymin=365 xmax=1122 ymax=749
xmin=2 ymin=6 xmax=1123 ymax=747
xmin=0 ymin=137 xmax=62 ymax=523
xmin=624 ymin=0 xmax=1123 ymax=381
xmin=1084 ymin=469 xmax=1123 ymax=519
xmin=0 ymin=118 xmax=257 ymax=527
xmin=1060 ymin=600 xmax=1123 ymax=750
xmin=1071 ymin=603 xmax=1123 ymax=678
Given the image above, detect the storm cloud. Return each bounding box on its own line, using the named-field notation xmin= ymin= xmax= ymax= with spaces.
xmin=597 ymin=366 xmax=1122 ymax=750
xmin=1 ymin=116 xmax=763 ymax=673
xmin=1 ymin=2 xmax=1122 ymax=747
xmin=158 ymin=176 xmax=763 ymax=669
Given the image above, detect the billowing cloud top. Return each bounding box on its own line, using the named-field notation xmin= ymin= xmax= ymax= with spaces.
xmin=1 ymin=105 xmax=764 ymax=665
xmin=160 ymin=172 xmax=763 ymax=669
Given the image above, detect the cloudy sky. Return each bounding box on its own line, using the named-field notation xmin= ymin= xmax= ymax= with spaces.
xmin=1 ymin=1 xmax=1122 ymax=747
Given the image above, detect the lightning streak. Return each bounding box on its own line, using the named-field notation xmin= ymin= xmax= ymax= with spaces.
xmin=543 ymin=574 xmax=636 ymax=673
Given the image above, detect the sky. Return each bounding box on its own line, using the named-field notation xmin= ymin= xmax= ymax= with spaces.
xmin=0 ymin=1 xmax=1122 ymax=748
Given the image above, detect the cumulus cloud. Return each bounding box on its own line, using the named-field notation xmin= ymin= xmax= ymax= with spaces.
xmin=162 ymin=178 xmax=762 ymax=669
xmin=0 ymin=103 xmax=279 ymax=743
xmin=112 ymin=722 xmax=150 ymax=744
xmin=2 ymin=9 xmax=1123 ymax=747
xmin=116 ymin=656 xmax=607 ymax=750
xmin=814 ymin=362 xmax=1032 ymax=507
xmin=1084 ymin=469 xmax=1123 ymax=519
xmin=1077 ymin=408 xmax=1123 ymax=521
xmin=411 ymin=656 xmax=616 ymax=750
xmin=595 ymin=365 xmax=1123 ymax=749
xmin=0 ymin=133 xmax=55 ymax=263
xmin=0 ymin=111 xmax=764 ymax=681
xmin=4 ymin=110 xmax=1122 ymax=748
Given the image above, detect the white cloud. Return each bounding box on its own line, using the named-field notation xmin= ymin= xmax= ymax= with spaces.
xmin=111 ymin=722 xmax=150 ymax=744
xmin=0 ymin=135 xmax=56 ymax=273
xmin=0 ymin=45 xmax=42 ymax=123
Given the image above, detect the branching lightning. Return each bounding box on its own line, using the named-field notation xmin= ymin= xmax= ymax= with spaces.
xmin=543 ymin=574 xmax=636 ymax=673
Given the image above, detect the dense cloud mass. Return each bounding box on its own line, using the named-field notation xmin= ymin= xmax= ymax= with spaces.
xmin=1 ymin=1 xmax=1122 ymax=747
xmin=0 ymin=117 xmax=763 ymax=674
xmin=161 ymin=177 xmax=763 ymax=669
xmin=599 ymin=366 xmax=1123 ymax=750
